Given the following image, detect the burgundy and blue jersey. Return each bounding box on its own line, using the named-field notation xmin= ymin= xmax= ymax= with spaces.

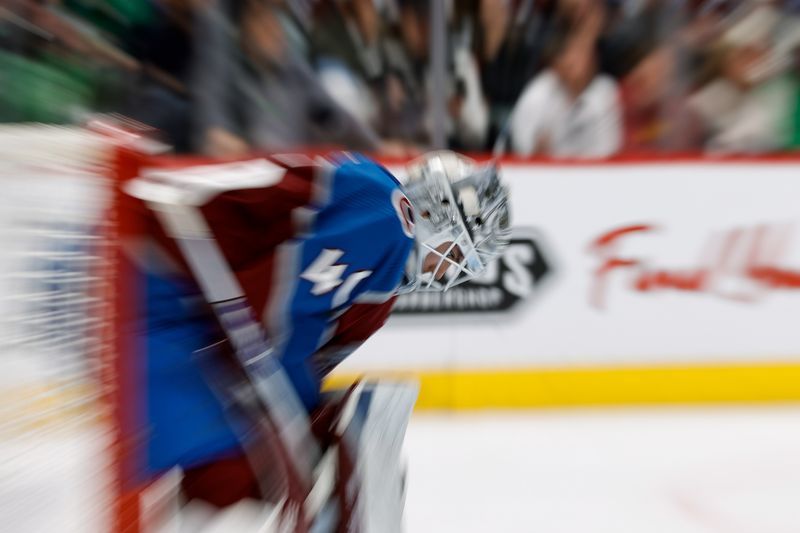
xmin=123 ymin=152 xmax=415 ymax=474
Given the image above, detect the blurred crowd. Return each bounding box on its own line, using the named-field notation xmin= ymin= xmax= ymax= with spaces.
xmin=3 ymin=0 xmax=800 ymax=158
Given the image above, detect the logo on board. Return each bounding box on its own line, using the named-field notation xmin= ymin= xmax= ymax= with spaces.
xmin=394 ymin=228 xmax=553 ymax=314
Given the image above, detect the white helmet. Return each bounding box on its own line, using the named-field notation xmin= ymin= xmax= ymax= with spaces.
xmin=402 ymin=151 xmax=511 ymax=292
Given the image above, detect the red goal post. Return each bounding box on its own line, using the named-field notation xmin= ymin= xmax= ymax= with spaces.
xmin=0 ymin=125 xmax=146 ymax=533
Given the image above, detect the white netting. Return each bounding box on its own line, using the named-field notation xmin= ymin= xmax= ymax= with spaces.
xmin=0 ymin=126 xmax=116 ymax=532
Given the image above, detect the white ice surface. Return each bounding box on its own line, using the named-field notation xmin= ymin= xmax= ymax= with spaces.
xmin=403 ymin=407 xmax=800 ymax=533
xmin=5 ymin=407 xmax=800 ymax=533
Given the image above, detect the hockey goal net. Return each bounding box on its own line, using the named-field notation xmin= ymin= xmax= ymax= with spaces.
xmin=0 ymin=125 xmax=138 ymax=532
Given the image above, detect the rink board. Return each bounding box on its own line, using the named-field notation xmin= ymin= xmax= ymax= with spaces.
xmin=332 ymin=158 xmax=800 ymax=408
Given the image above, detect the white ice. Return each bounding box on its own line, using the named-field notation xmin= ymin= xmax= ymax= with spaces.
xmin=6 ymin=407 xmax=800 ymax=533
xmin=403 ymin=407 xmax=800 ymax=533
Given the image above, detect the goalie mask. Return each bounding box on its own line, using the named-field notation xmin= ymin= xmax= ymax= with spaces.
xmin=401 ymin=151 xmax=511 ymax=292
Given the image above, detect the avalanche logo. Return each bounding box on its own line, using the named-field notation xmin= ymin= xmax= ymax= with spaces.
xmin=392 ymin=189 xmax=415 ymax=238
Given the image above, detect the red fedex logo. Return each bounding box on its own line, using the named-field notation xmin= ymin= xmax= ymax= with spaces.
xmin=588 ymin=223 xmax=800 ymax=309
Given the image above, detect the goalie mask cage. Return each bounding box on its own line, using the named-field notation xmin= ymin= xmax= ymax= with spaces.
xmin=0 ymin=125 xmax=142 ymax=533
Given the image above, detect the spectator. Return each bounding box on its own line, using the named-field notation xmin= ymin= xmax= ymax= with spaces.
xmin=476 ymin=0 xmax=562 ymax=148
xmin=311 ymin=0 xmax=384 ymax=127
xmin=509 ymin=37 xmax=622 ymax=158
xmin=0 ymin=0 xmax=138 ymax=123
xmin=784 ymin=45 xmax=800 ymax=149
xmin=446 ymin=43 xmax=490 ymax=151
xmin=125 ymin=0 xmax=198 ymax=152
xmin=310 ymin=0 xmax=428 ymax=154
xmin=378 ymin=0 xmax=431 ymax=145
xmin=621 ymin=45 xmax=702 ymax=153
xmin=689 ymin=41 xmax=793 ymax=153
xmin=193 ymin=0 xmax=382 ymax=157
xmin=600 ymin=0 xmax=683 ymax=79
